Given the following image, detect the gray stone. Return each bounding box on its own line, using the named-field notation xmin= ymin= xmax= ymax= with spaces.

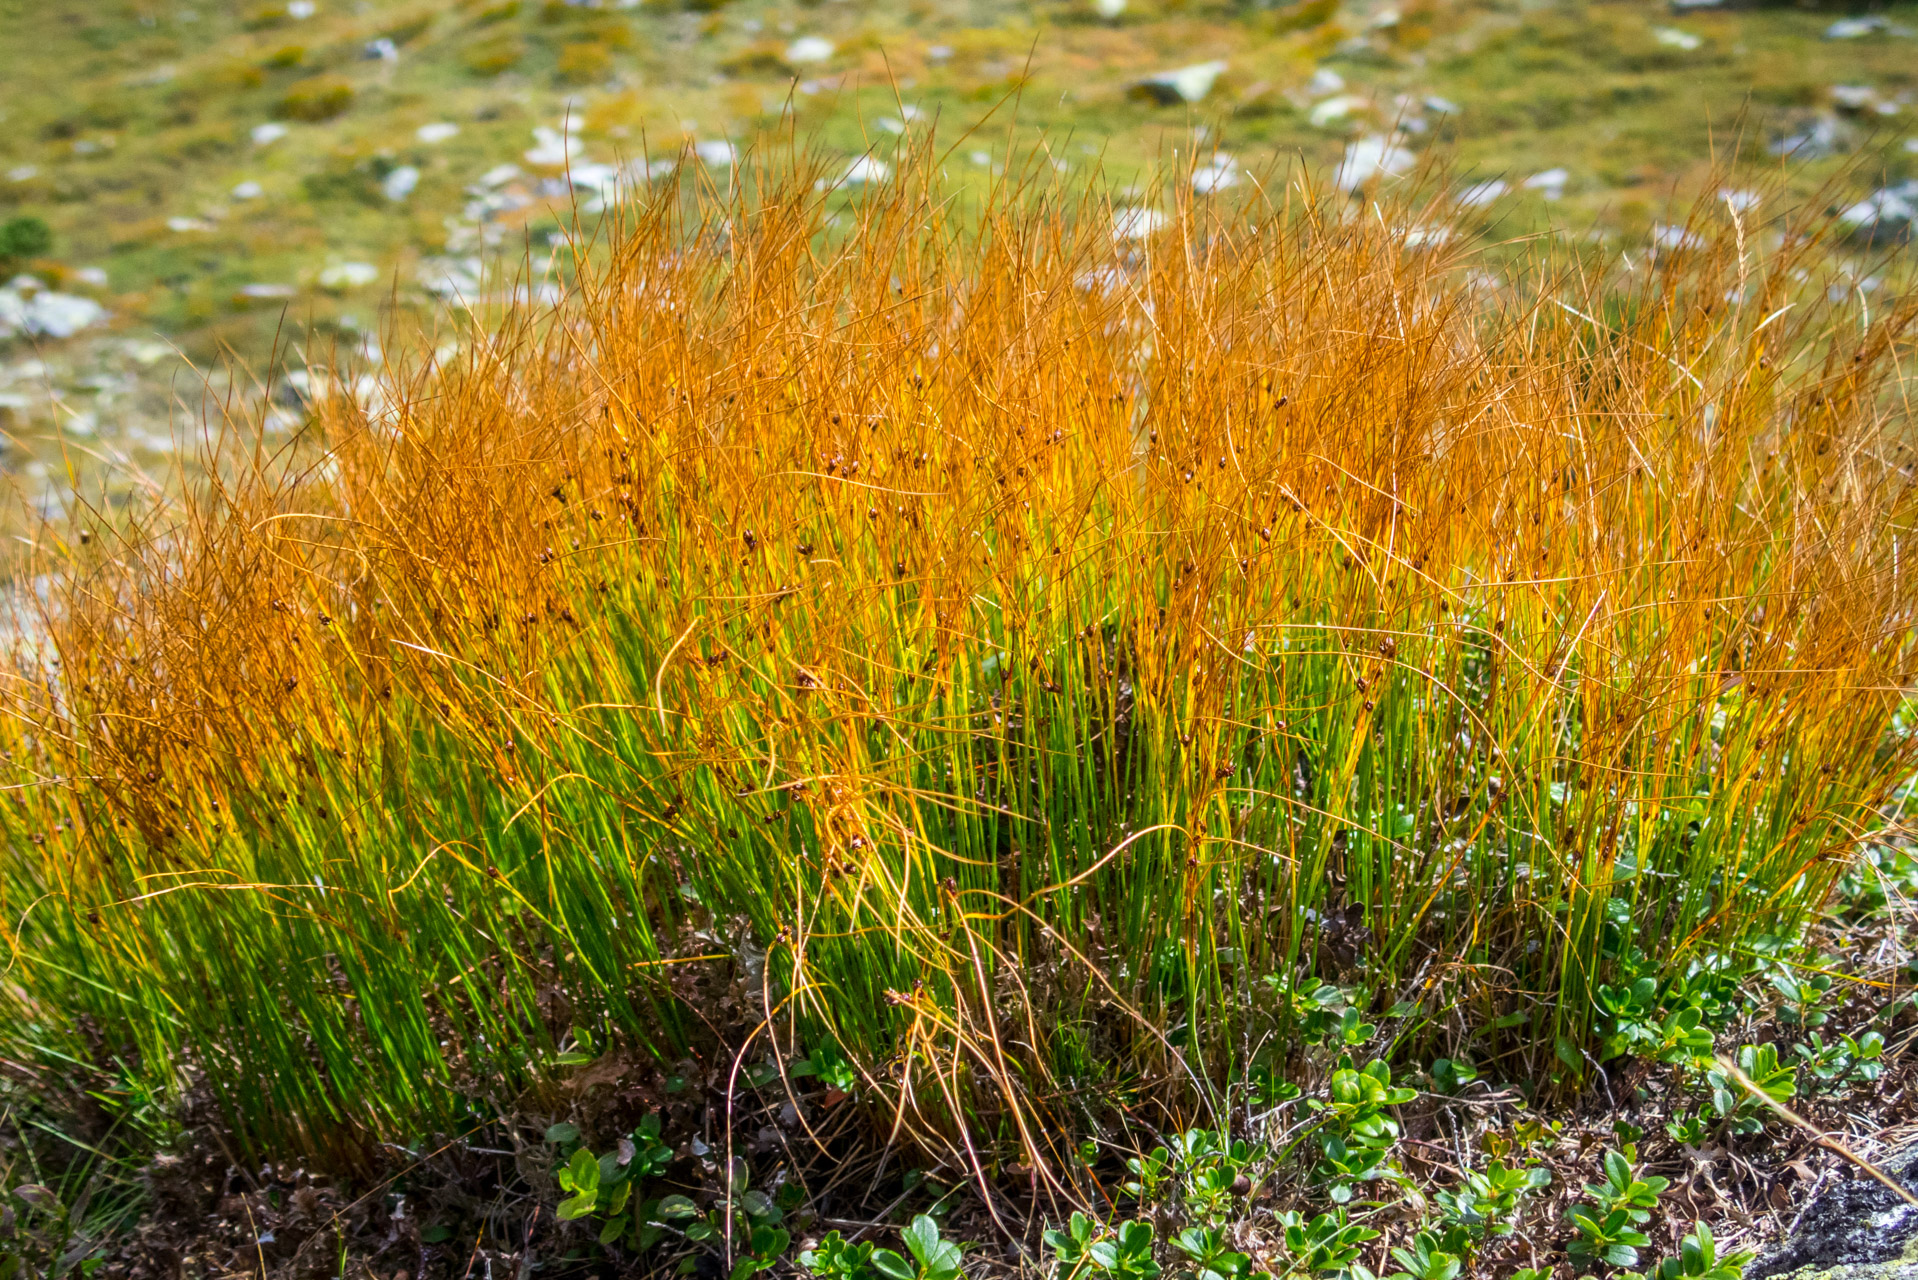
xmin=1751 ymin=1154 xmax=1918 ymax=1280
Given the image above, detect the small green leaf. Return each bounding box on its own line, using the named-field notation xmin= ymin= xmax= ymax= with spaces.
xmin=657 ymin=1194 xmax=700 ymax=1220
xmin=903 ymin=1213 xmax=942 ymax=1267
xmin=567 ymin=1147 xmax=600 ymax=1195
xmin=544 ymin=1122 xmax=580 ymax=1145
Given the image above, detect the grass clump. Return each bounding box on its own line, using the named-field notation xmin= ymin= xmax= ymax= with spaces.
xmin=278 ymin=74 xmax=355 ymax=123
xmin=557 ymin=40 xmax=616 ymax=85
xmin=463 ymin=30 xmax=528 ymax=76
xmin=0 ymin=143 xmax=1914 ymax=1260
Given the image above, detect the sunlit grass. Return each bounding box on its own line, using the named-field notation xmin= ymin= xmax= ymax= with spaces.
xmin=1 ymin=144 xmax=1913 ymax=1177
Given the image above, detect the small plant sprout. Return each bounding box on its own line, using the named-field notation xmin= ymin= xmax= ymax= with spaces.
xmin=1387 ymin=1230 xmax=1463 ymax=1280
xmin=1273 ymin=1208 xmax=1380 ymax=1274
xmin=1707 ymin=1045 xmax=1798 ymax=1135
xmin=1045 ymin=1212 xmax=1160 ymax=1280
xmin=1173 ymin=1225 xmax=1255 ymax=1280
xmin=1622 ymin=1222 xmax=1757 ymax=1280
xmin=1567 ymin=1148 xmax=1670 ymax=1270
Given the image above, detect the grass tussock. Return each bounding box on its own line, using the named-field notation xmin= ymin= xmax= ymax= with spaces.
xmin=1 ymin=143 xmax=1914 ymax=1178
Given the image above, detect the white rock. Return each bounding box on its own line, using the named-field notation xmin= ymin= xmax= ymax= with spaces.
xmin=1652 ymin=223 xmax=1705 ymax=252
xmin=876 ymin=116 xmax=906 ymax=136
xmin=1523 ymin=168 xmax=1568 ymax=197
xmin=167 ymin=216 xmax=213 ymax=233
xmin=1309 ymin=95 xmax=1367 ymax=127
xmin=695 ymin=139 xmax=737 ymax=167
xmin=1718 ymin=188 xmax=1760 ymax=212
xmin=786 ymin=36 xmax=835 ymax=64
xmin=1825 ymin=16 xmax=1885 ymax=38
xmin=969 ymin=150 xmax=992 ymax=167
xmin=1653 ymin=27 xmax=1702 ymax=50
xmin=251 ymin=122 xmax=289 ymax=146
xmin=1309 ymin=68 xmax=1346 ymax=97
xmin=1906 ymin=137 xmax=1918 ymax=153
xmin=927 ymin=44 xmax=952 ymax=61
xmin=1113 ymin=206 xmax=1168 ymax=239
xmin=419 ymin=256 xmax=484 ymax=299
xmin=365 ymin=37 xmax=399 ymax=62
xmin=416 ymin=122 xmax=460 ymax=144
xmin=74 ymin=266 xmax=109 ymax=288
xmin=382 ymin=165 xmax=420 ymax=201
xmin=239 ymin=283 xmax=296 ymax=299
xmin=319 ymin=261 xmax=380 ymax=290
xmin=0 ymin=290 xmax=107 ymax=340
xmin=1771 ymin=116 xmax=1845 ymax=159
xmin=1838 ymin=181 xmax=1918 ymax=239
xmin=1424 ymin=95 xmax=1460 ymax=115
xmin=1457 ymin=178 xmax=1507 ymax=207
xmin=1094 ymin=0 xmax=1126 ymax=16
xmin=569 ymin=162 xmax=626 ymax=209
xmin=525 ymin=127 xmax=582 ymax=167
xmin=842 ymin=155 xmax=890 ymax=185
xmin=476 ymin=163 xmax=522 ymax=188
xmin=231 ymin=180 xmax=264 ymax=200
xmin=1334 ymin=135 xmax=1413 ymax=190
xmin=1193 ymin=154 xmax=1239 ymax=194
xmin=1193 ymin=165 xmax=1239 ymax=194
xmin=6 ymin=165 xmax=39 ymax=182
xmin=288 ymin=0 xmax=316 ymax=17
xmin=1132 ymin=60 xmax=1229 ymax=106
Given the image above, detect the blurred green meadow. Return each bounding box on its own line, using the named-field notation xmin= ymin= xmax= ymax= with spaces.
xmin=0 ymin=0 xmax=1913 ymax=508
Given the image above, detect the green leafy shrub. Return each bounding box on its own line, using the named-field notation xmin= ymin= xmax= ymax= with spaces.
xmin=802 ymin=1217 xmax=961 ymax=1280
xmin=0 ymin=215 xmax=53 ymax=265
xmin=1045 ymin=1212 xmax=1160 ymax=1279
xmin=1310 ymin=1060 xmax=1415 ymax=1202
xmin=1388 ymin=1230 xmax=1462 ymax=1280
xmin=1173 ymin=1226 xmax=1254 ymax=1280
xmin=1707 ymin=1045 xmax=1797 ymax=1135
xmin=1623 ymin=1222 xmax=1756 ymax=1280
xmin=1433 ymin=1159 xmax=1550 ymax=1249
xmin=1567 ymin=1149 xmax=1669 ymax=1270
xmin=1274 ymin=1209 xmax=1378 ymax=1274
